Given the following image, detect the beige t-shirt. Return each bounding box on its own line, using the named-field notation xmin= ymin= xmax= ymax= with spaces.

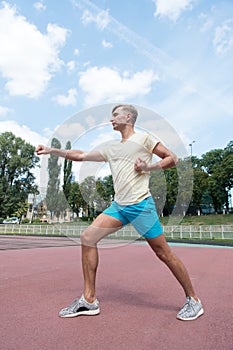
xmin=99 ymin=132 xmax=160 ymax=205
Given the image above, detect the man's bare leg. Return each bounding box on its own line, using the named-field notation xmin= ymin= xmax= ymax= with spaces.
xmin=146 ymin=234 xmax=198 ymax=299
xmin=80 ymin=214 xmax=122 ymax=303
xmin=58 ymin=214 xmax=121 ymax=318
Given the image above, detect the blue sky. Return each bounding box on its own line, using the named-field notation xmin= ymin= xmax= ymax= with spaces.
xmin=0 ymin=0 xmax=233 ymax=162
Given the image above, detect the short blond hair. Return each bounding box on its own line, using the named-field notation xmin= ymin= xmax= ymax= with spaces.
xmin=112 ymin=104 xmax=138 ymax=125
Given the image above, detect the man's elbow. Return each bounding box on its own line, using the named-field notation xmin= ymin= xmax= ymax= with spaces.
xmin=172 ymin=154 xmax=179 ymax=167
xmin=67 ymin=150 xmax=85 ymax=162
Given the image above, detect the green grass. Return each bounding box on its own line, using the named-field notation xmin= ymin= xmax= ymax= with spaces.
xmin=160 ymin=214 xmax=233 ymax=226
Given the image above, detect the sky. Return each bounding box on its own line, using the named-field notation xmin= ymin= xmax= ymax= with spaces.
xmin=0 ymin=0 xmax=233 ymax=167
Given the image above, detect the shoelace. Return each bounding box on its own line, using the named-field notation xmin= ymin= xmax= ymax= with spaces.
xmin=69 ymin=299 xmax=80 ymax=311
xmin=179 ymin=297 xmax=192 ymax=314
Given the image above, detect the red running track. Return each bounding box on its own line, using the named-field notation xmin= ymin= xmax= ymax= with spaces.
xmin=0 ymin=241 xmax=233 ymax=350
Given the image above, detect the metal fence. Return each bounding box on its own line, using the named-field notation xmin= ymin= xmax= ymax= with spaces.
xmin=0 ymin=224 xmax=233 ymax=241
xmin=163 ymin=225 xmax=233 ymax=240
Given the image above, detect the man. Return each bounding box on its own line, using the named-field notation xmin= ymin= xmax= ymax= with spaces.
xmin=36 ymin=104 xmax=204 ymax=321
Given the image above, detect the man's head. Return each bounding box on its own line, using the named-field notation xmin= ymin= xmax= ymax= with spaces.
xmin=111 ymin=105 xmax=138 ymax=130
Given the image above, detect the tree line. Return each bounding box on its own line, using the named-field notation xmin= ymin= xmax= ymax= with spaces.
xmin=0 ymin=132 xmax=39 ymax=220
xmin=150 ymin=141 xmax=233 ymax=215
xmin=0 ymin=132 xmax=232 ymax=221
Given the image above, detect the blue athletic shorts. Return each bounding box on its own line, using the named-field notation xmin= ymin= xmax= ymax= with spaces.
xmin=103 ymin=196 xmax=163 ymax=239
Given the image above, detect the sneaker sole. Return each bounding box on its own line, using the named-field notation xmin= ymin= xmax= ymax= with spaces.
xmin=176 ymin=308 xmax=204 ymax=321
xmin=59 ymin=308 xmax=100 ymax=318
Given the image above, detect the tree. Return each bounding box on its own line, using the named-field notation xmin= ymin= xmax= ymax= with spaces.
xmin=149 ymin=169 xmax=167 ymax=215
xmin=54 ymin=191 xmax=69 ymax=220
xmin=192 ymin=167 xmax=209 ymax=212
xmin=45 ymin=138 xmax=62 ymax=220
xmin=164 ymin=167 xmax=179 ymax=215
xmin=66 ymin=175 xmax=114 ymax=218
xmin=175 ymin=158 xmax=194 ymax=216
xmin=63 ymin=141 xmax=72 ymax=199
xmin=100 ymin=175 xmax=114 ymax=201
xmin=221 ymin=141 xmax=233 ymax=211
xmin=0 ymin=132 xmax=39 ymax=218
xmin=68 ymin=182 xmax=86 ymax=218
xmin=80 ymin=176 xmax=97 ymax=216
xmin=201 ymin=145 xmax=233 ymax=212
xmin=150 ymin=158 xmax=194 ymax=217
xmin=201 ymin=149 xmax=224 ymax=174
xmin=95 ymin=175 xmax=114 ymax=213
xmin=150 ymin=167 xmax=179 ymax=216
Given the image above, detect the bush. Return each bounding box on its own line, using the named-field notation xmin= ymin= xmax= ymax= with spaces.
xmin=80 ymin=217 xmax=94 ymax=222
xmin=32 ymin=218 xmax=41 ymax=224
xmin=21 ymin=218 xmax=30 ymax=224
xmin=0 ymin=217 xmax=4 ymax=224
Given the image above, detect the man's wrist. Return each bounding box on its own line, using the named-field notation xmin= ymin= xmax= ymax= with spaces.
xmin=148 ymin=162 xmax=162 ymax=171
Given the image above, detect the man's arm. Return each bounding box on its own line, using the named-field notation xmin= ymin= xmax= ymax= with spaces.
xmin=36 ymin=145 xmax=105 ymax=162
xmin=134 ymin=142 xmax=178 ymax=172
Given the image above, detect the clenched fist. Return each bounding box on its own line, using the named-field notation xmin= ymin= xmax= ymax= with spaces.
xmin=134 ymin=157 xmax=150 ymax=173
xmin=36 ymin=145 xmax=51 ymax=155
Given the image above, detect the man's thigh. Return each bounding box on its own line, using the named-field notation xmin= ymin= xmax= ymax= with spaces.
xmin=146 ymin=234 xmax=173 ymax=257
xmin=81 ymin=213 xmax=123 ymax=246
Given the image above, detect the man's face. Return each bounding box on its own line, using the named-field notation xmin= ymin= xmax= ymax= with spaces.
xmin=110 ymin=107 xmax=130 ymax=131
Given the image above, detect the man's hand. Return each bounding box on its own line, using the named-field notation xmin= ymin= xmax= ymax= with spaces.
xmin=134 ymin=158 xmax=150 ymax=173
xmin=36 ymin=144 xmax=51 ymax=156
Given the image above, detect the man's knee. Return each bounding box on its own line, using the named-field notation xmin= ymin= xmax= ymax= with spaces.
xmin=148 ymin=239 xmax=173 ymax=263
xmin=80 ymin=229 xmax=98 ymax=247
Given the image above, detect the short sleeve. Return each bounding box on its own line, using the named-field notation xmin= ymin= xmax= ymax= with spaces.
xmin=97 ymin=147 xmax=108 ymax=162
xmin=143 ymin=133 xmax=160 ymax=153
xmin=95 ymin=140 xmax=116 ymax=162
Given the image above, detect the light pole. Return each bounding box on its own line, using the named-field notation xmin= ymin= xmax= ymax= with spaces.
xmin=189 ymin=140 xmax=196 ymax=157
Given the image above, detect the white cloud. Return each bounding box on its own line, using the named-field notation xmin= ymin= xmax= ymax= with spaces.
xmin=0 ymin=2 xmax=68 ymax=98
xmin=213 ymin=20 xmax=233 ymax=55
xmin=199 ymin=13 xmax=214 ymax=32
xmin=54 ymin=122 xmax=86 ymax=140
xmin=0 ymin=120 xmax=47 ymax=146
xmin=46 ymin=23 xmax=67 ymax=49
xmin=102 ymin=39 xmax=113 ymax=48
xmin=85 ymin=115 xmax=96 ymax=128
xmin=81 ymin=9 xmax=110 ymax=30
xmin=33 ymin=1 xmax=46 ymax=11
xmin=42 ymin=127 xmax=54 ymax=139
xmin=89 ymin=131 xmax=118 ymax=149
xmin=53 ymin=88 xmax=78 ymax=106
xmin=79 ymin=66 xmax=158 ymax=106
xmin=67 ymin=60 xmax=76 ymax=72
xmin=83 ymin=61 xmax=91 ymax=67
xmin=74 ymin=48 xmax=80 ymax=56
xmin=152 ymin=75 xmax=233 ymax=157
xmin=0 ymin=105 xmax=11 ymax=117
xmin=153 ymin=0 xmax=193 ymax=21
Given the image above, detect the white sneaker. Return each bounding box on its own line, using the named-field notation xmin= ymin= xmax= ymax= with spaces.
xmin=59 ymin=295 xmax=100 ymax=318
xmin=177 ymin=296 xmax=204 ymax=321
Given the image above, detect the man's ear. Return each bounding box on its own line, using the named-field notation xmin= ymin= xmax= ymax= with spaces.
xmin=126 ymin=113 xmax=132 ymax=124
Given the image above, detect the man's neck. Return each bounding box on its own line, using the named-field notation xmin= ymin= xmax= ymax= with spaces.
xmin=120 ymin=127 xmax=135 ymax=142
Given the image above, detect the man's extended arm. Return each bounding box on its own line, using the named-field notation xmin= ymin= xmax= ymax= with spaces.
xmin=36 ymin=145 xmax=105 ymax=162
